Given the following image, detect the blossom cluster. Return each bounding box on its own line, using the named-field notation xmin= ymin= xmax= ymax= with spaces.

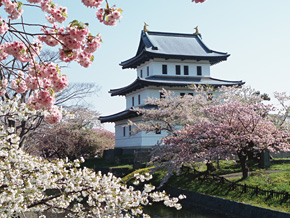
xmin=0 ymin=60 xmax=68 ymax=123
xmin=3 ymin=40 xmax=42 ymax=63
xmin=2 ymin=0 xmax=24 ymax=20
xmin=0 ymin=99 xmax=184 ymax=216
xmin=39 ymin=21 xmax=102 ymax=67
xmin=96 ymin=6 xmax=122 ymax=26
xmin=82 ymin=0 xmax=104 ymax=8
xmin=0 ymin=129 xmax=183 ymax=217
xmin=0 ymin=0 xmax=122 ymax=125
xmin=2 ymin=0 xmax=122 ymax=25
xmin=40 ymin=0 xmax=68 ymax=23
xmin=0 ymin=97 xmax=40 ymax=127
xmin=0 ymin=16 xmax=9 ymax=34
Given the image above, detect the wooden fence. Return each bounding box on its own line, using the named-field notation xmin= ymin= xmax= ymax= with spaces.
xmin=197 ymin=173 xmax=289 ymax=205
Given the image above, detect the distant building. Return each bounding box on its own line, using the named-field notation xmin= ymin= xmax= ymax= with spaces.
xmin=99 ymin=29 xmax=245 ymax=149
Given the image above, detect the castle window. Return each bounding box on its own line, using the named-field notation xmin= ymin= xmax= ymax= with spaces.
xmin=188 ymin=93 xmax=194 ymax=96
xmin=140 ymin=69 xmax=143 ymax=78
xmin=176 ymin=65 xmax=181 ymax=75
xmin=160 ymin=92 xmax=165 ymax=99
xmin=197 ymin=66 xmax=202 ymax=76
xmin=129 ymin=125 xmax=132 ymax=136
xmin=162 ymin=65 xmax=167 ymax=74
xmin=180 ymin=93 xmax=185 ymax=97
xmin=138 ymin=95 xmax=141 ymax=105
xmin=123 ymin=127 xmax=126 ymax=137
xmin=147 ymin=66 xmax=149 ymax=76
xmin=184 ymin=66 xmax=189 ymax=75
xmin=132 ymin=96 xmax=134 ymax=107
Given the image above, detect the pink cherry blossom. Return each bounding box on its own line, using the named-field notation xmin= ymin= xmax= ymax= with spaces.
xmin=25 ymin=76 xmax=43 ymax=90
xmin=38 ymin=25 xmax=59 ymax=47
xmin=40 ymin=0 xmax=68 ymax=23
xmin=77 ymin=51 xmax=94 ymax=68
xmin=0 ymin=44 xmax=8 ymax=61
xmin=11 ymin=77 xmax=28 ymax=94
xmin=82 ymin=0 xmax=104 ymax=8
xmin=4 ymin=41 xmax=32 ymax=63
xmin=0 ymin=17 xmax=9 ymax=34
xmin=96 ymin=6 xmax=122 ymax=26
xmin=0 ymin=79 xmax=8 ymax=97
xmin=44 ymin=106 xmax=62 ymax=124
xmin=84 ymin=35 xmax=102 ymax=53
xmin=52 ymin=75 xmax=68 ymax=92
xmin=28 ymin=92 xmax=39 ymax=110
xmin=37 ymin=90 xmax=56 ymax=109
xmin=2 ymin=0 xmax=24 ymax=20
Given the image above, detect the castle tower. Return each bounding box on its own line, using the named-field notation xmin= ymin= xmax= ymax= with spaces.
xmin=99 ymin=30 xmax=245 ymax=149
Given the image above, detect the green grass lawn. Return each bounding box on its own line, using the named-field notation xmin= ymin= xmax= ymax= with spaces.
xmin=81 ymin=157 xmax=133 ymax=170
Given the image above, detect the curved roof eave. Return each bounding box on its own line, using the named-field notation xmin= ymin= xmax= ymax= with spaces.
xmin=109 ymin=77 xmax=245 ymax=96
xmin=99 ymin=104 xmax=157 ymax=123
xmin=120 ymin=51 xmax=230 ymax=69
xmin=99 ymin=109 xmax=139 ymax=123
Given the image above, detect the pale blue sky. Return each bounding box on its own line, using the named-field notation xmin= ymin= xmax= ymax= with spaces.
xmin=3 ymin=0 xmax=290 ymax=131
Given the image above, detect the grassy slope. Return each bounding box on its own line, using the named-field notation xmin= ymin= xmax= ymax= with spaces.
xmin=82 ymin=158 xmax=290 ymax=212
xmin=124 ymin=161 xmax=290 ymax=213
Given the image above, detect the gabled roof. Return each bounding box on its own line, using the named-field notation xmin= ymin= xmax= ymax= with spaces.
xmin=120 ymin=31 xmax=230 ymax=69
xmin=109 ymin=76 xmax=245 ymax=96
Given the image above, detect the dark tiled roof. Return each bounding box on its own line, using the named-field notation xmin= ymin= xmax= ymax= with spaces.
xmin=109 ymin=76 xmax=245 ymax=96
xmin=120 ymin=31 xmax=230 ymax=69
xmin=99 ymin=105 xmax=156 ymax=123
xmin=99 ymin=109 xmax=138 ymax=123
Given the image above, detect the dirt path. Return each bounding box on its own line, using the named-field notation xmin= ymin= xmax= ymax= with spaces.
xmin=221 ymin=170 xmax=283 ymax=178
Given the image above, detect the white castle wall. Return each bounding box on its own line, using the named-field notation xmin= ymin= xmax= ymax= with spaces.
xmin=137 ymin=59 xmax=211 ymax=78
xmin=126 ymin=87 xmax=199 ymax=109
xmin=114 ymin=117 xmax=167 ymax=148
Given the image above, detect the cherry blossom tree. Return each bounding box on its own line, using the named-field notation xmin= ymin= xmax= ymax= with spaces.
xmin=130 ymin=86 xmax=269 ymax=136
xmin=24 ymin=106 xmax=112 ymax=160
xmin=130 ymin=86 xmax=290 ymax=185
xmin=93 ymin=128 xmax=115 ymax=156
xmin=0 ymin=1 xmax=106 ymax=144
xmin=163 ymin=101 xmax=289 ymax=181
xmin=269 ymin=92 xmax=290 ymax=131
xmin=0 ymin=0 xmax=191 ymax=216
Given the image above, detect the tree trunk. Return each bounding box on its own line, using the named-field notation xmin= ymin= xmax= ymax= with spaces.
xmin=206 ymin=161 xmax=216 ymax=172
xmin=237 ymin=152 xmax=249 ymax=179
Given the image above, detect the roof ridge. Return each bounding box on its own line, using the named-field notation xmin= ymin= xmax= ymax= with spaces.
xmin=147 ymin=31 xmax=197 ymax=38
